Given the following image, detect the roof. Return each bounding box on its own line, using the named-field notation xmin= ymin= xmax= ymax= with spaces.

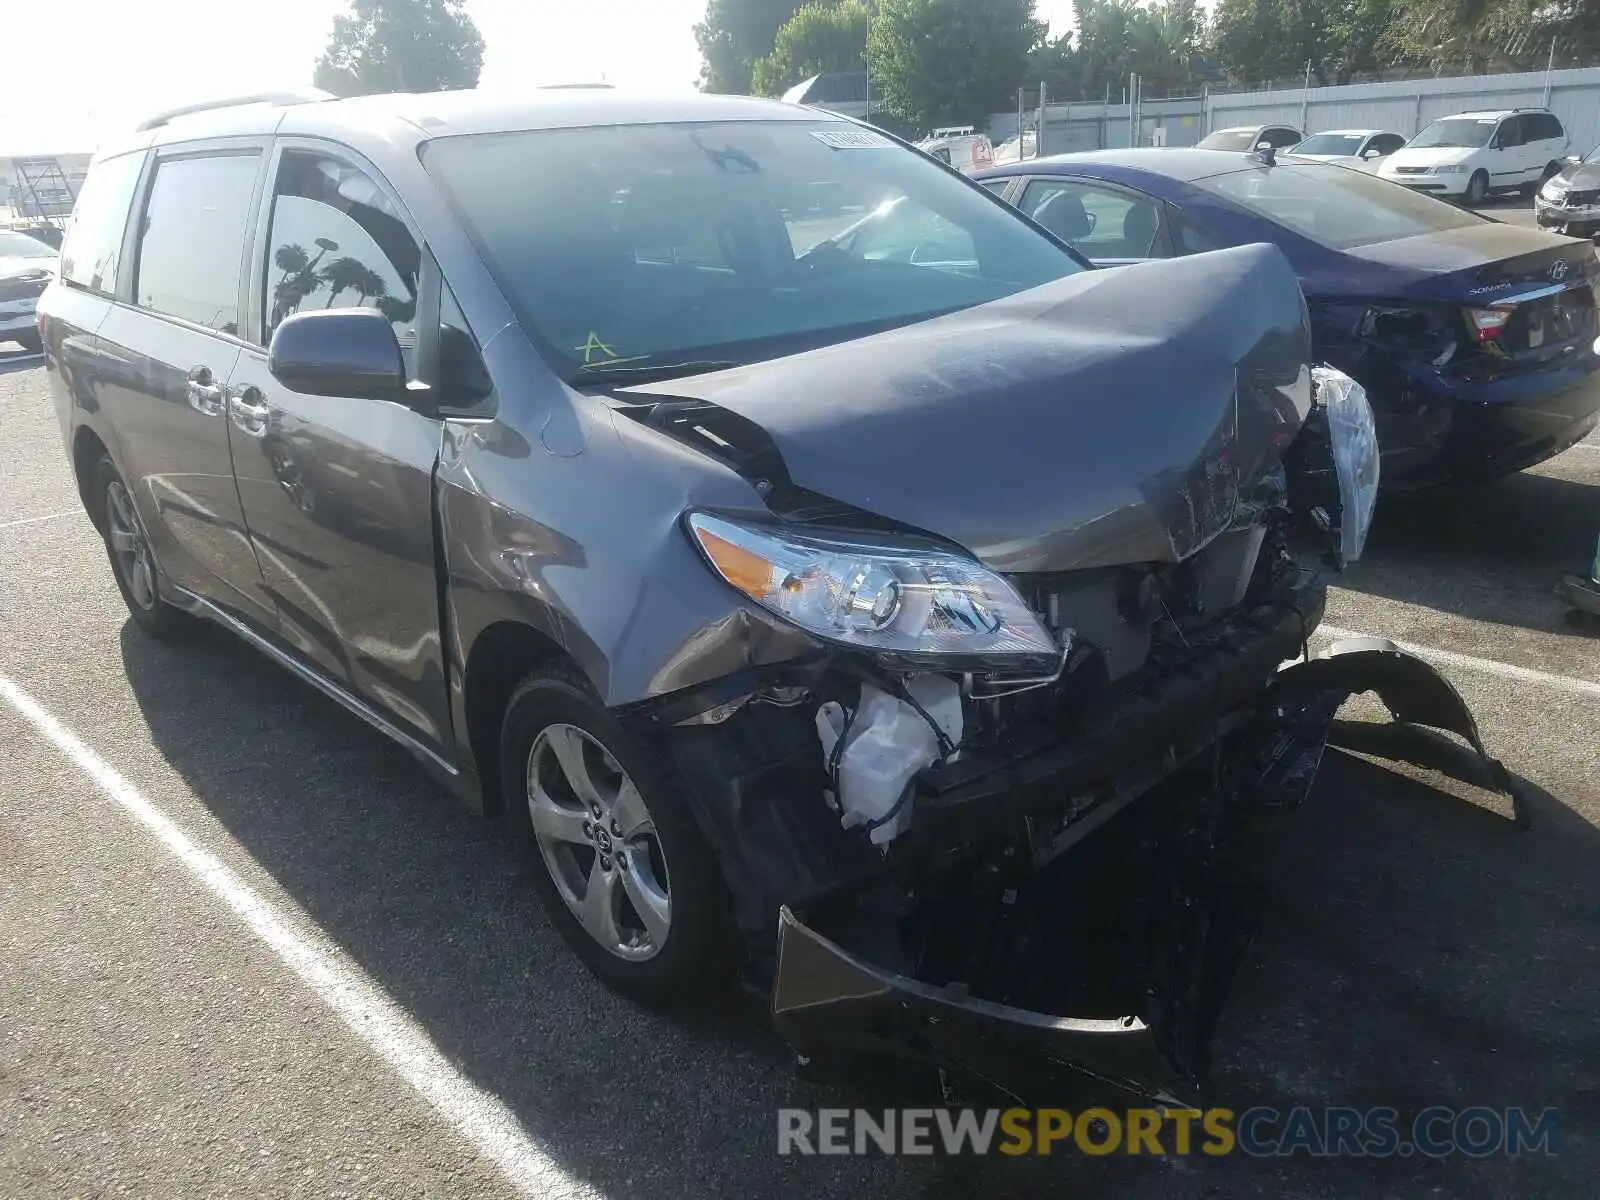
xmin=1449 ymin=109 xmax=1547 ymax=119
xmin=978 ymin=147 xmax=1263 ymax=183
xmin=1305 ymin=128 xmax=1393 ymax=136
xmin=103 ymin=87 xmax=824 ymax=158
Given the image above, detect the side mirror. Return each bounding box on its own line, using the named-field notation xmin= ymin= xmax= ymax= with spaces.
xmin=268 ymin=309 xmax=408 ymax=404
xmin=1564 ymin=154 xmax=1583 ymax=166
xmin=1255 ymin=140 xmax=1273 ymax=151
xmin=1362 ymin=147 xmax=1382 ymax=159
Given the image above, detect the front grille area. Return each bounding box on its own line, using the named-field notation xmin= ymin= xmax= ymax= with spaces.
xmin=0 ymin=275 xmax=48 ymax=303
xmin=1393 ymin=166 xmax=1429 ymax=175
xmin=1564 ymin=188 xmax=1600 ymax=207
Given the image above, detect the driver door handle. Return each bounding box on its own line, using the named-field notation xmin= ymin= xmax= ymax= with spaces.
xmin=186 ymin=365 xmax=225 ymax=416
xmin=229 ymin=387 xmax=272 ymax=439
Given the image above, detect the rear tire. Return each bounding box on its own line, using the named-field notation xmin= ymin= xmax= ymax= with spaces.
xmin=94 ymin=456 xmax=188 ymax=639
xmin=1464 ymin=171 xmax=1490 ymax=206
xmin=500 ymin=661 xmax=734 ymax=1006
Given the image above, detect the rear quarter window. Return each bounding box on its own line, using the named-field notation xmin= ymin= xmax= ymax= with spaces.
xmin=59 ymin=152 xmax=146 ymax=295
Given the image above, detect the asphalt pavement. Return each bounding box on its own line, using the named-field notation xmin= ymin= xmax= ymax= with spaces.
xmin=3 ymin=213 xmax=1599 ymax=1198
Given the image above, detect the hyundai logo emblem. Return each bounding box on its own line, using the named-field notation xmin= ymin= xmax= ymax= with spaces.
xmin=1550 ymin=260 xmax=1570 ymax=281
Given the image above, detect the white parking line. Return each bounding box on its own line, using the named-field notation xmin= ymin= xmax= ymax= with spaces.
xmin=0 ymin=509 xmax=78 ymax=531
xmin=1318 ymin=624 xmax=1600 ymax=699
xmin=0 ymin=675 xmax=592 ymax=1200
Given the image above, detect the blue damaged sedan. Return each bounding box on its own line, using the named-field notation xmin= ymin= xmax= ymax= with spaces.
xmin=976 ymin=148 xmax=1600 ymax=487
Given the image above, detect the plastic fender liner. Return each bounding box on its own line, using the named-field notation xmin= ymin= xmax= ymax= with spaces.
xmin=771 ymin=907 xmax=1196 ymax=1107
xmin=1272 ymin=636 xmax=1529 ymax=828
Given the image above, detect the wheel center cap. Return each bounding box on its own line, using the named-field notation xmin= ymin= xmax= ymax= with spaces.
xmin=594 ymin=826 xmax=613 ymax=853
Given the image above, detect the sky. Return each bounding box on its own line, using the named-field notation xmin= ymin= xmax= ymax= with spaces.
xmin=1 ymin=0 xmax=1080 ymax=155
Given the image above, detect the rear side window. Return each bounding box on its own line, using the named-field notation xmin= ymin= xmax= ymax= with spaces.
xmin=1527 ymin=113 xmax=1564 ymax=142
xmin=134 ymin=153 xmax=260 ymax=336
xmin=59 ymin=152 xmax=145 ymax=295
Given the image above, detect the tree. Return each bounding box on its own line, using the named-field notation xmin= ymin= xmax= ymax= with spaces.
xmin=750 ymin=2 xmax=872 ymax=96
xmin=313 ymin=0 xmax=484 ymax=97
xmin=1208 ymin=0 xmax=1398 ymax=87
xmin=695 ymin=0 xmax=806 ymax=93
xmin=866 ymin=0 xmax=1045 ymax=133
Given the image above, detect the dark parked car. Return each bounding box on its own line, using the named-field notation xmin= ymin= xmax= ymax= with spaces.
xmin=1537 ymin=144 xmax=1600 ymax=238
xmin=977 ymin=148 xmax=1600 ymax=487
xmin=39 ymin=90 xmax=1506 ymax=1104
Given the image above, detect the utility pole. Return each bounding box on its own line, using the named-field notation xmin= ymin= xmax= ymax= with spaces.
xmin=1543 ymin=36 xmax=1557 ymax=107
xmin=1299 ymin=59 xmax=1312 ymax=132
xmin=1038 ymin=80 xmax=1048 ymax=156
xmin=1019 ymin=87 xmax=1026 ymax=159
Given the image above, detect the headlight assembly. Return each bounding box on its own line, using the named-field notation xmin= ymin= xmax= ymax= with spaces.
xmin=1433 ymin=164 xmax=1469 ymax=175
xmin=1312 ymin=366 xmax=1379 ymax=565
xmin=685 ymin=512 xmax=1060 ymax=668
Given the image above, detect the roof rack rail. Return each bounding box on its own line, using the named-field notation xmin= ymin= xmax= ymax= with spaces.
xmin=134 ymin=88 xmax=336 ymax=132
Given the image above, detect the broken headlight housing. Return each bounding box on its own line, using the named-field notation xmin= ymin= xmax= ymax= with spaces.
xmin=686 ymin=512 xmax=1059 ymax=668
xmin=1312 ymin=366 xmax=1380 ymax=566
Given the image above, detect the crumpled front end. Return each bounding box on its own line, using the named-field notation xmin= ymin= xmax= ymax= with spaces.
xmin=605 ymin=249 xmax=1509 ymax=1103
xmin=768 ymin=636 xmax=1523 ymax=1106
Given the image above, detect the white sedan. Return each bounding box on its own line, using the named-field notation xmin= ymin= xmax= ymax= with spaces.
xmin=1289 ymin=130 xmax=1407 ymax=171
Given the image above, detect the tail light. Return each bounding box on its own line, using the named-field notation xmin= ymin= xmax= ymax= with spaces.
xmin=1464 ymin=306 xmax=1513 ymax=342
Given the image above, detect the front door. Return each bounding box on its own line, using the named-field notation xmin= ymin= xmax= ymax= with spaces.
xmin=93 ymin=145 xmax=275 ymax=627
xmin=227 ymin=143 xmax=453 ymax=750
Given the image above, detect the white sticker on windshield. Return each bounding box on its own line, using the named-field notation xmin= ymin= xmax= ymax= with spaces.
xmin=811 ymin=129 xmax=894 ymax=150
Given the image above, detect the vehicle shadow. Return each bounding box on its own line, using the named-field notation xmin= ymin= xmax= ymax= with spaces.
xmin=119 ymin=622 xmax=1600 ymax=1198
xmin=0 ymin=351 xmax=45 ymax=376
xmin=1338 ymin=466 xmax=1600 ymax=635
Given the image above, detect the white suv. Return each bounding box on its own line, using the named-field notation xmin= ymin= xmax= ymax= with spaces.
xmin=1378 ymin=109 xmax=1569 ymax=205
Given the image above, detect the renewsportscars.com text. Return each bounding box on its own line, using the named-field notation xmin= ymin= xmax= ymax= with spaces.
xmin=776 ymin=1106 xmax=1559 ymax=1158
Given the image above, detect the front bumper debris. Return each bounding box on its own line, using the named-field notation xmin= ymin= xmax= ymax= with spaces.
xmin=772 ymin=638 xmax=1525 ymax=1105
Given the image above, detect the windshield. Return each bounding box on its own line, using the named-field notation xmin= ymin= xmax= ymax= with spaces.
xmin=1292 ymin=133 xmax=1366 ymax=156
xmin=423 ymin=120 xmax=1082 ymax=383
xmin=1196 ymin=162 xmax=1485 ymax=249
xmin=0 ymin=231 xmax=55 ymax=259
xmin=1197 ymin=130 xmax=1258 ymax=151
xmin=1409 ymin=118 xmax=1496 ymax=149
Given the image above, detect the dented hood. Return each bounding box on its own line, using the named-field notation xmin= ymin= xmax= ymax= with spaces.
xmin=636 ymin=244 xmax=1314 ymax=572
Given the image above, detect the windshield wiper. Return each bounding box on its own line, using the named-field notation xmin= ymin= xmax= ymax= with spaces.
xmin=574 ymin=360 xmax=739 ymax=387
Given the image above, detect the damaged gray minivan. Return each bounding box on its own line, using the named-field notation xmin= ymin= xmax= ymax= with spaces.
xmin=41 ymin=88 xmax=1518 ymax=1106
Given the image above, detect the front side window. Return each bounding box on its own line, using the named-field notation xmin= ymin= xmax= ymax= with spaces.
xmin=263 ymin=151 xmax=420 ymax=366
xmin=1411 ymin=118 xmax=1496 ymax=149
xmin=59 ymin=151 xmax=145 ymax=295
xmin=1371 ymin=134 xmax=1407 ymax=156
xmin=1264 ymin=128 xmax=1302 ymax=148
xmin=134 ymin=153 xmax=259 ymax=335
xmin=1020 ymin=178 xmax=1162 ymax=259
xmin=1495 ymin=117 xmax=1525 ymax=148
xmin=1196 ymin=162 xmax=1485 ymax=249
xmin=422 ymin=120 xmax=1082 ymax=384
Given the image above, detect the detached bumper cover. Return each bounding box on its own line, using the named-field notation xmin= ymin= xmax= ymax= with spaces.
xmin=772 ymin=639 xmax=1524 ymax=1105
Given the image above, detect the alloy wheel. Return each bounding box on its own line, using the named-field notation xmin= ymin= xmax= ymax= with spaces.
xmin=525 ymin=723 xmax=672 ymax=961
xmin=105 ymin=480 xmax=157 ymax=611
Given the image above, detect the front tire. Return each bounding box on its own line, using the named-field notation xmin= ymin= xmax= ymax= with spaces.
xmin=500 ymin=661 xmax=734 ymax=1005
xmin=1464 ymin=171 xmax=1490 ymax=206
xmin=94 ymin=456 xmax=188 ymax=638
xmin=15 ymin=330 xmax=41 ymax=354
